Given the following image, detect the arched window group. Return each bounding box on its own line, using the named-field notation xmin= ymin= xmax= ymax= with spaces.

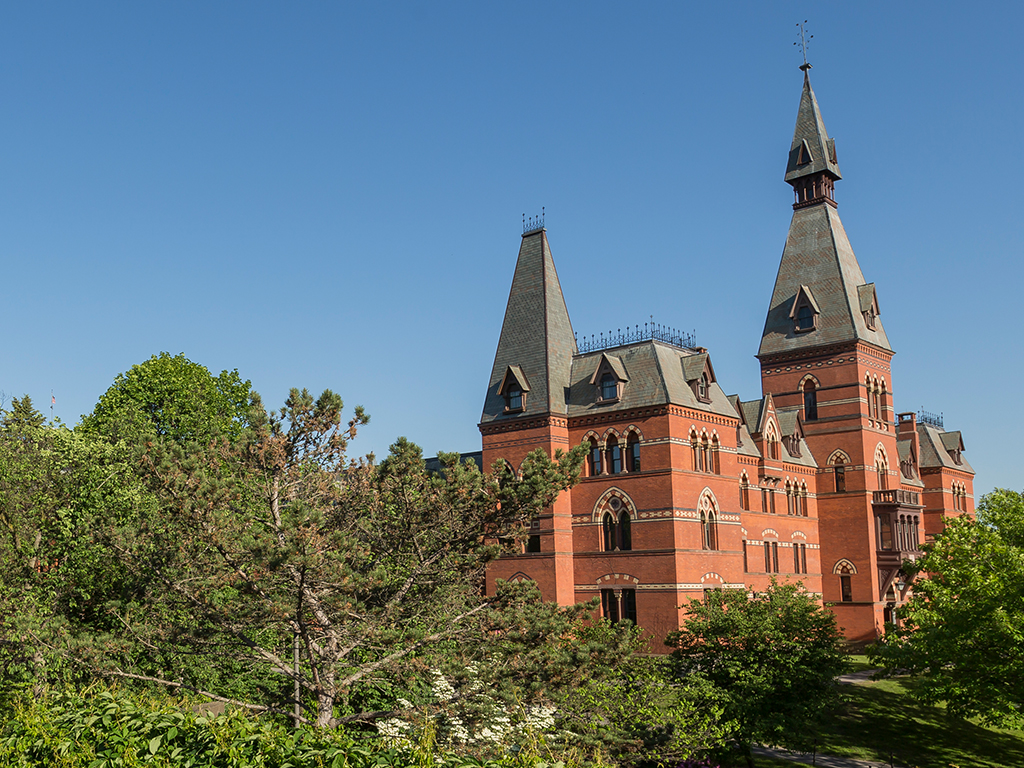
xmin=585 ymin=431 xmax=643 ymax=477
xmin=699 ymin=493 xmax=718 ymax=551
xmin=875 ymin=446 xmax=889 ymax=491
xmin=691 ymin=431 xmax=720 ymax=474
xmin=786 ymin=482 xmax=807 ymax=517
xmin=602 ymin=497 xmax=633 ymax=552
xmin=764 ymin=422 xmax=781 ymax=460
xmin=952 ymin=482 xmax=968 ymax=512
xmin=763 ymin=539 xmax=779 ymax=573
xmin=866 ymin=376 xmax=888 ymax=423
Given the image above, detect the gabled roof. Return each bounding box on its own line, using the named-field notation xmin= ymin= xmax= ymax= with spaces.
xmin=680 ymin=351 xmax=715 ymax=384
xmin=940 ymin=431 xmax=964 ymax=453
xmin=784 ymin=71 xmax=842 ymax=183
xmin=918 ymin=424 xmax=975 ymax=473
xmin=589 ymin=353 xmax=629 ymax=384
xmin=481 ymin=230 xmax=576 ymax=423
xmin=563 ymin=341 xmax=737 ymax=419
xmin=789 ymin=284 xmax=821 ymax=317
xmin=498 ymin=365 xmax=531 ymax=394
xmin=858 ymin=283 xmax=879 ymax=314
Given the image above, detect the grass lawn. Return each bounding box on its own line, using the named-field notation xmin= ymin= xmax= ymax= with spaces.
xmin=809 ymin=673 xmax=1024 ymax=768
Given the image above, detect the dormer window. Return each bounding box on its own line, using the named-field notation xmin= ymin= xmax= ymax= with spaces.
xmin=682 ymin=352 xmax=716 ymax=404
xmin=858 ymin=283 xmax=880 ymax=331
xmin=590 ymin=353 xmax=627 ymax=404
xmin=601 ymin=373 xmax=618 ymax=401
xmin=498 ymin=365 xmax=530 ymax=414
xmin=789 ymin=285 xmax=820 ymax=333
xmin=506 ymin=386 xmax=522 ymax=412
xmin=796 ymin=305 xmax=814 ymax=330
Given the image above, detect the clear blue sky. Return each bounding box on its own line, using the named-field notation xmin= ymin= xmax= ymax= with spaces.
xmin=1 ymin=3 xmax=1020 ymax=496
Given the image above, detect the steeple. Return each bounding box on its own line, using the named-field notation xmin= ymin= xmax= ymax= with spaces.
xmin=758 ymin=72 xmax=891 ymax=359
xmin=481 ymin=226 xmax=577 ymax=423
xmin=785 ymin=70 xmax=842 ymax=208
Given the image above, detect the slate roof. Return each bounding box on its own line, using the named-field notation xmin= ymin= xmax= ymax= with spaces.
xmin=918 ymin=424 xmax=975 ymax=473
xmin=785 ymin=72 xmax=842 ymax=183
xmin=758 ymin=200 xmax=893 ymax=357
xmin=565 ymin=341 xmax=737 ymax=419
xmin=482 ymin=230 xmax=577 ymax=423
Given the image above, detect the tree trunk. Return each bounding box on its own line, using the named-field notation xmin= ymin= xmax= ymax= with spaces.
xmin=316 ymin=671 xmax=335 ymax=728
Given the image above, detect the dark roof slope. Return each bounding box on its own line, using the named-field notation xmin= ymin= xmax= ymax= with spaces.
xmin=481 ymin=230 xmax=576 ymax=423
xmin=759 ymin=202 xmax=892 ymax=357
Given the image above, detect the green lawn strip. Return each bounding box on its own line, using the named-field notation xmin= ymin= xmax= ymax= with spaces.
xmin=844 ymin=653 xmax=874 ymax=674
xmin=812 ymin=677 xmax=1024 ymax=768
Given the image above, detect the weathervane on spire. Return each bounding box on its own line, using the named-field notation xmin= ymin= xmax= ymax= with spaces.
xmin=794 ymin=20 xmax=813 ymax=71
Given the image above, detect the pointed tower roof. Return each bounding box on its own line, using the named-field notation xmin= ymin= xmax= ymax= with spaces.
xmin=481 ymin=228 xmax=576 ymax=423
xmin=785 ymin=71 xmax=842 ymax=183
xmin=759 ymin=72 xmax=891 ymax=359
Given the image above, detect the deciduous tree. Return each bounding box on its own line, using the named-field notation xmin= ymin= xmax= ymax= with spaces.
xmin=869 ymin=489 xmax=1024 ymax=727
xmin=666 ymin=582 xmax=847 ymax=768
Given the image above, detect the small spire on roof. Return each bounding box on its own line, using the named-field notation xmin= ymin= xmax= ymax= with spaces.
xmin=794 ymin=20 xmax=813 ymax=71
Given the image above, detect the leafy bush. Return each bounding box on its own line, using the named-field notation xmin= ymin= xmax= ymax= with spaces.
xmin=0 ymin=687 xmax=594 ymax=768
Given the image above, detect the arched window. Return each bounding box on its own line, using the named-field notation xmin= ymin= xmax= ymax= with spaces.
xmin=698 ymin=373 xmax=709 ymax=400
xmin=763 ymin=539 xmax=779 ymax=573
xmin=626 ymin=432 xmax=641 ymax=472
xmin=691 ymin=431 xmax=701 ymax=472
xmin=587 ymin=438 xmax=602 ymax=477
xmin=798 ymin=484 xmax=807 ymax=517
xmin=832 ymin=455 xmax=847 ymax=493
xmin=876 ymin=449 xmax=889 ymax=490
xmin=710 ymin=436 xmax=721 ymax=474
xmin=740 ymin=476 xmax=750 ymax=511
xmin=701 ymin=436 xmax=712 ymax=473
xmin=699 ymin=494 xmax=718 ymax=551
xmin=606 ymin=435 xmax=622 ymax=475
xmin=803 ymin=380 xmax=818 ymax=421
xmin=601 ymin=499 xmax=632 ymax=552
xmin=786 ymin=483 xmax=795 ymax=516
xmin=879 ymin=382 xmax=888 ymax=422
xmin=765 ymin=422 xmax=780 ymax=460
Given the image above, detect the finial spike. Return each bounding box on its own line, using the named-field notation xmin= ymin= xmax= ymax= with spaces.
xmin=796 ymin=20 xmax=813 ymax=71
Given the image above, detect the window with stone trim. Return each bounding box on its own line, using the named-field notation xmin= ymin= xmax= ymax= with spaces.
xmin=626 ymin=432 xmax=641 ymax=472
xmin=601 ymin=588 xmax=637 ymax=624
xmin=699 ymin=494 xmax=718 ymax=551
xmin=606 ymin=435 xmax=623 ymax=475
xmin=587 ymin=438 xmax=602 ymax=477
xmin=840 ymin=574 xmax=853 ymax=602
xmin=803 ymin=380 xmax=818 ymax=420
xmin=602 ymin=504 xmax=632 ymax=552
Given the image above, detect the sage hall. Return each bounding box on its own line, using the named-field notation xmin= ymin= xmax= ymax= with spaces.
xmin=472 ymin=70 xmax=975 ymax=647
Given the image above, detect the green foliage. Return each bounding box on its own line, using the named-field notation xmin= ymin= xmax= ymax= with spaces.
xmin=869 ymin=489 xmax=1024 ymax=727
xmin=80 ymin=352 xmax=254 ymax=446
xmin=0 ymin=687 xmax=599 ymax=768
xmin=91 ymin=391 xmax=589 ymax=730
xmin=666 ymin=582 xmax=848 ymax=767
xmin=0 ymin=407 xmax=148 ymax=699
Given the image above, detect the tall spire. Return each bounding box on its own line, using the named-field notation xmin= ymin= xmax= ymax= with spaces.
xmin=481 ymin=227 xmax=576 ymax=423
xmin=785 ymin=71 xmax=842 ymax=208
xmin=759 ymin=73 xmax=891 ymax=359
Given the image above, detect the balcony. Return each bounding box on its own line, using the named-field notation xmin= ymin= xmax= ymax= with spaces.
xmin=872 ymin=489 xmax=921 ymax=507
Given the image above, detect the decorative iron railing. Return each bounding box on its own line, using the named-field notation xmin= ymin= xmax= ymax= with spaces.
xmin=523 ymin=208 xmax=545 ymax=234
xmin=917 ymin=408 xmax=943 ymax=429
xmin=576 ymin=323 xmax=698 ymax=355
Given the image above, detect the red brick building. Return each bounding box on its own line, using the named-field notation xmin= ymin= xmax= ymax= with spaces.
xmin=477 ymin=70 xmax=975 ymax=647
